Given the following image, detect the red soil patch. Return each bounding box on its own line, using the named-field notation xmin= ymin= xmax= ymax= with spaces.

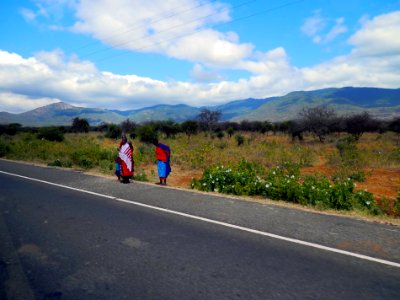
xmin=167 ymin=168 xmax=203 ymax=188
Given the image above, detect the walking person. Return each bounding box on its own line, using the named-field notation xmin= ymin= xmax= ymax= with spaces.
xmin=118 ymin=135 xmax=134 ymax=183
xmin=153 ymin=139 xmax=171 ymax=185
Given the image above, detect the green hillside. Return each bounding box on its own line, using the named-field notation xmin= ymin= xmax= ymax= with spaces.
xmin=233 ymin=87 xmax=400 ymax=122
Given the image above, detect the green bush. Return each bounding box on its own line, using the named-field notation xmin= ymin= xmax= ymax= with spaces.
xmin=98 ymin=159 xmax=114 ymax=173
xmin=351 ymin=190 xmax=381 ymax=215
xmin=395 ymin=192 xmax=400 ymax=216
xmin=0 ymin=142 xmax=10 ymax=157
xmin=191 ymin=160 xmax=265 ymax=196
xmin=37 ymin=127 xmax=64 ymax=142
xmin=192 ymin=160 xmax=380 ymax=213
xmin=336 ymin=135 xmax=359 ymax=167
xmin=133 ymin=172 xmax=149 ymax=182
xmin=77 ymin=156 xmax=93 ymax=169
xmin=137 ymin=125 xmax=158 ymax=144
xmin=105 ymin=124 xmax=122 ymax=139
xmin=47 ymin=159 xmax=72 ymax=168
xmin=235 ymin=134 xmax=245 ymax=146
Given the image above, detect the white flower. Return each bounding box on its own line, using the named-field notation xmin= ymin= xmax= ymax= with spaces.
xmin=214 ymin=189 xmax=218 ymax=192
xmin=265 ymin=184 xmax=270 ymax=189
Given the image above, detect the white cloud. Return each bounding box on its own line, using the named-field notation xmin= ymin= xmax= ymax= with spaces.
xmin=69 ymin=0 xmax=246 ymax=67
xmin=167 ymin=30 xmax=253 ymax=67
xmin=301 ymin=10 xmax=325 ymax=37
xmin=302 ymin=10 xmax=347 ymax=44
xmin=190 ymin=64 xmax=224 ymax=82
xmin=349 ymin=11 xmax=400 ymax=56
xmin=20 ymin=0 xmax=77 ymax=25
xmin=20 ymin=8 xmax=37 ymax=22
xmin=325 ymin=18 xmax=348 ymax=43
xmin=0 ymin=93 xmax=60 ymax=114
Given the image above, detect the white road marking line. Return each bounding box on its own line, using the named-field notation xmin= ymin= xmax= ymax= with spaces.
xmin=1 ymin=170 xmax=400 ymax=268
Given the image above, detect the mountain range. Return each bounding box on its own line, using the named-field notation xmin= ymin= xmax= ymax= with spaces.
xmin=1 ymin=87 xmax=399 ymax=126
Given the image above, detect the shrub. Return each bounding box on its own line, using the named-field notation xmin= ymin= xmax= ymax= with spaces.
xmin=71 ymin=151 xmax=94 ymax=169
xmin=77 ymin=156 xmax=93 ymax=169
xmin=191 ymin=160 xmax=265 ymax=196
xmin=47 ymin=159 xmax=72 ymax=168
xmin=0 ymin=142 xmax=10 ymax=157
xmin=227 ymin=127 xmax=235 ymax=137
xmin=71 ymin=117 xmax=90 ymax=133
xmin=235 ymin=134 xmax=245 ymax=146
xmin=301 ymin=175 xmax=333 ymax=207
xmin=37 ymin=127 xmax=64 ymax=142
xmin=216 ymin=131 xmax=225 ymax=140
xmin=328 ymin=180 xmax=354 ymax=210
xmin=137 ymin=125 xmax=158 ymax=144
xmin=349 ymin=170 xmax=366 ymax=182
xmin=395 ymin=192 xmax=400 ymax=216
xmin=192 ymin=160 xmax=373 ymax=213
xmin=336 ymin=135 xmax=359 ymax=166
xmin=133 ymin=172 xmax=149 ymax=182
xmin=351 ymin=190 xmax=381 ymax=215
xmin=105 ymin=124 xmax=122 ymax=139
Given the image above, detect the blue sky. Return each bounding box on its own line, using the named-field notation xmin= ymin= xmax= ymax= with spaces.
xmin=1 ymin=0 xmax=400 ymax=113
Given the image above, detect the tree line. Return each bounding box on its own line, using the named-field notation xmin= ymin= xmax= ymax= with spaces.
xmin=1 ymin=107 xmax=400 ymax=143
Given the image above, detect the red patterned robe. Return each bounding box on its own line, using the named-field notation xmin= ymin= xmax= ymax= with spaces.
xmin=119 ymin=142 xmax=134 ymax=178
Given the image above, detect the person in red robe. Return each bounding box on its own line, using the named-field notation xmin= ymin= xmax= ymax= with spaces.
xmin=153 ymin=139 xmax=171 ymax=185
xmin=118 ymin=135 xmax=134 ymax=183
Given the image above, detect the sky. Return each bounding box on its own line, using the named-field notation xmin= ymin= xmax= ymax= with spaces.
xmin=1 ymin=0 xmax=400 ymax=113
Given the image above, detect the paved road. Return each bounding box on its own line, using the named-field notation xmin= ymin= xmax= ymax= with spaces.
xmin=0 ymin=159 xmax=399 ymax=299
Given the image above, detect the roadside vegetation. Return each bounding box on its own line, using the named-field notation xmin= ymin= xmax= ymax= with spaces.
xmin=1 ymin=111 xmax=399 ymax=220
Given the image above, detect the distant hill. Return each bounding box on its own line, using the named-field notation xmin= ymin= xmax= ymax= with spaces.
xmin=123 ymin=104 xmax=201 ymax=123
xmin=0 ymin=87 xmax=399 ymax=126
xmin=232 ymin=87 xmax=400 ymax=122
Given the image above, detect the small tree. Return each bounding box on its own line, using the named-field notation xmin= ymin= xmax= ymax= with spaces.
xmin=288 ymin=120 xmax=305 ymax=142
xmin=261 ymin=121 xmax=273 ymax=135
xmin=389 ymin=116 xmax=400 ymax=144
xmin=197 ymin=109 xmax=221 ymax=132
xmin=300 ymin=106 xmax=337 ymax=142
xmin=105 ymin=124 xmax=122 ymax=139
xmin=158 ymin=120 xmax=179 ymax=138
xmin=0 ymin=123 xmax=22 ymax=136
xmin=137 ymin=125 xmax=158 ymax=144
xmin=235 ymin=134 xmax=245 ymax=146
xmin=121 ymin=119 xmax=137 ymax=135
xmin=71 ymin=117 xmax=90 ymax=133
xmin=181 ymin=120 xmax=198 ymax=140
xmin=344 ymin=112 xmax=378 ymax=140
xmin=37 ymin=127 xmax=64 ymax=142
xmin=226 ymin=127 xmax=235 ymax=138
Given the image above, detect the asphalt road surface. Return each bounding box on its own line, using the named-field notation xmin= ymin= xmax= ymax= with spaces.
xmin=0 ymin=159 xmax=399 ymax=300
